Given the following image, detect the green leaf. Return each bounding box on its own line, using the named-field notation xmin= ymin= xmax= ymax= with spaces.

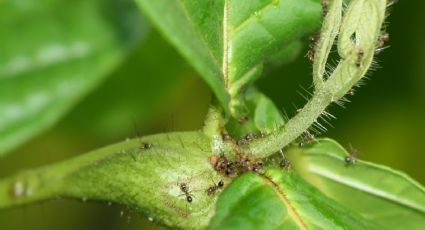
xmin=0 ymin=131 xmax=224 ymax=229
xmin=226 ymin=87 xmax=284 ymax=139
xmin=287 ymin=138 xmax=425 ymax=230
xmin=135 ymin=0 xmax=321 ymax=118
xmin=0 ymin=0 xmax=148 ymax=156
xmin=210 ymin=168 xmax=380 ymax=230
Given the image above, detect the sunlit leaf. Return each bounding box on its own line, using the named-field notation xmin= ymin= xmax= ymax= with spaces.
xmin=287 ymin=138 xmax=425 ymax=230
xmin=210 ymin=168 xmax=380 ymax=229
xmin=135 ymin=0 xmax=321 ymax=117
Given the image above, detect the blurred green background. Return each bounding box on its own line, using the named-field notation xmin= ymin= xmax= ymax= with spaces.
xmin=0 ymin=0 xmax=424 ymax=229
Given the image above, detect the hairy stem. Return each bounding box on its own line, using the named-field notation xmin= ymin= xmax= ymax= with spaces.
xmin=245 ymin=0 xmax=387 ymax=158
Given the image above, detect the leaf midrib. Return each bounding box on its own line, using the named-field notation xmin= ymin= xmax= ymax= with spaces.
xmin=306 ymin=156 xmax=425 ymax=213
xmin=259 ymin=173 xmax=308 ymax=230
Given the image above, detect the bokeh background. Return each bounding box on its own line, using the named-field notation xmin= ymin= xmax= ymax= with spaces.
xmin=0 ymin=1 xmax=424 ymax=229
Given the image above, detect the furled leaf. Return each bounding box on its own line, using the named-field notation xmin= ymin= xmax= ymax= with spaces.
xmin=287 ymin=138 xmax=425 ymax=230
xmin=0 ymin=0 xmax=147 ymax=156
xmin=210 ymin=168 xmax=381 ymax=230
xmin=135 ymin=0 xmax=321 ymax=117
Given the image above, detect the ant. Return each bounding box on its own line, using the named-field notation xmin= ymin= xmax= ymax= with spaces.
xmin=179 ymin=182 xmax=194 ymax=203
xmin=141 ymin=142 xmax=153 ymax=150
xmin=206 ymin=180 xmax=224 ymax=196
xmin=345 ymin=144 xmax=359 ymax=165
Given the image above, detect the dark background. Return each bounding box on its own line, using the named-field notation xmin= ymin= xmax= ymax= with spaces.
xmin=0 ymin=1 xmax=424 ymax=229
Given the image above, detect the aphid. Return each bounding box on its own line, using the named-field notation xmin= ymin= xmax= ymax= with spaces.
xmin=179 ymin=182 xmax=194 ymax=203
xmin=214 ymin=155 xmax=236 ymax=177
xmin=237 ymin=133 xmax=256 ymax=145
xmin=306 ymin=32 xmax=321 ymax=63
xmin=347 ymin=88 xmax=355 ymax=96
xmin=238 ymin=115 xmax=248 ymax=124
xmin=345 ymin=145 xmax=359 ymax=165
xmin=235 ymin=153 xmax=263 ymax=173
xmin=222 ymin=132 xmax=232 ymax=141
xmin=236 ymin=138 xmax=247 ymax=146
xmin=278 ymin=149 xmax=291 ymax=169
xmin=376 ymin=31 xmax=389 ymax=49
xmin=355 ymin=49 xmax=364 ymax=67
xmin=321 ymin=0 xmax=328 ymax=17
xmin=206 ymin=180 xmax=224 ymax=196
xmin=244 ymin=133 xmax=254 ymax=141
xmin=299 ymin=141 xmax=305 ymax=148
xmin=280 ymin=158 xmax=291 ymax=168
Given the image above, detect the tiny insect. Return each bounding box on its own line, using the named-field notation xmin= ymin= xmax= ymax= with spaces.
xmin=376 ymin=31 xmax=389 ymax=48
xmin=222 ymin=132 xmax=232 ymax=141
xmin=321 ymin=0 xmax=328 ymax=17
xmin=347 ymin=88 xmax=355 ymax=96
xmin=179 ymin=182 xmax=194 ymax=203
xmin=206 ymin=180 xmax=224 ymax=196
xmin=238 ymin=115 xmax=248 ymax=124
xmin=306 ymin=32 xmax=321 ymax=63
xmin=355 ymin=49 xmax=364 ymax=67
xmin=345 ymin=145 xmax=359 ymax=165
xmin=139 ymin=141 xmax=153 ymax=150
xmin=278 ymin=149 xmax=291 ymax=169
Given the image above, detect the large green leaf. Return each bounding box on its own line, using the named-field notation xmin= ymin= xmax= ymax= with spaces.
xmin=287 ymin=138 xmax=425 ymax=230
xmin=135 ymin=0 xmax=321 ymax=117
xmin=210 ymin=168 xmax=380 ymax=229
xmin=0 ymin=0 xmax=147 ymax=156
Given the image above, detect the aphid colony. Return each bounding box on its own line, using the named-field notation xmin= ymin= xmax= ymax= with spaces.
xmin=210 ymin=152 xmax=264 ymax=178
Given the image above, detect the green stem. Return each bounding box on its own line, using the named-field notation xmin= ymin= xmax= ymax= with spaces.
xmin=246 ymin=90 xmax=332 ymax=157
xmin=245 ymin=0 xmax=387 ymax=158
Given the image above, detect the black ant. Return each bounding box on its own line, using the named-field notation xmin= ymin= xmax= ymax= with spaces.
xmin=141 ymin=142 xmax=152 ymax=150
xmin=345 ymin=144 xmax=359 ymax=165
xmin=206 ymin=180 xmax=224 ymax=196
xmin=179 ymin=182 xmax=194 ymax=203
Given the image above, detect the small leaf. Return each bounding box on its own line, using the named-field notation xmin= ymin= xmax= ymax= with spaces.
xmin=287 ymin=138 xmax=425 ymax=230
xmin=0 ymin=0 xmax=147 ymax=156
xmin=225 ymin=87 xmax=284 ymax=139
xmin=210 ymin=168 xmax=381 ymax=230
xmin=135 ymin=0 xmax=321 ymax=117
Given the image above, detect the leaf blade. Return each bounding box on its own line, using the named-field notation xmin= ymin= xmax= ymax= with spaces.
xmin=210 ymin=168 xmax=380 ymax=230
xmin=0 ymin=0 xmax=148 ymax=156
xmin=135 ymin=0 xmax=322 ymax=117
xmin=288 ymin=138 xmax=425 ymax=229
